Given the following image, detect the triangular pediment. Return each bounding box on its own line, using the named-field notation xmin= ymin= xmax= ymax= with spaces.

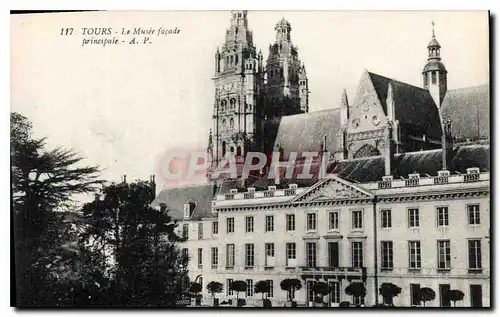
xmin=293 ymin=175 xmax=374 ymax=202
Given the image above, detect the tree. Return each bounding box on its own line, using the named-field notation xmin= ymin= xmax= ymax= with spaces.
xmin=254 ymin=280 xmax=271 ymax=300
xmin=207 ymin=281 xmax=224 ymax=299
xmin=280 ymin=278 xmax=302 ymax=302
xmin=312 ymin=282 xmax=330 ymax=307
xmin=345 ymin=282 xmax=367 ymax=306
xmin=11 ymin=112 xmax=103 ymax=307
xmin=419 ymin=287 xmax=436 ymax=307
xmin=447 ymin=289 xmax=465 ymax=307
xmin=379 ymin=282 xmax=402 ymax=306
xmin=80 ymin=180 xmax=185 ymax=307
xmin=230 ymin=280 xmax=247 ymax=305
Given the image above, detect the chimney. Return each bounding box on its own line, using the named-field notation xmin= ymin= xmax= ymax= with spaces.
xmin=149 ymin=174 xmax=156 ymax=198
xmin=159 ymin=203 xmax=167 ymax=213
xmin=122 ymin=174 xmax=127 ymax=184
xmin=384 ymin=120 xmax=395 ymax=176
xmin=441 ymin=118 xmax=453 ymax=170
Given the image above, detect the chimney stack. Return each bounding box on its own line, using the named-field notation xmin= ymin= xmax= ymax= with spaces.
xmin=122 ymin=174 xmax=127 ymax=184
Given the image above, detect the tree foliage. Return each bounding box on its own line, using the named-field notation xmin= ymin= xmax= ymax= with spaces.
xmin=230 ymin=280 xmax=247 ymax=300
xmin=254 ymin=280 xmax=271 ymax=300
xmin=280 ymin=278 xmax=302 ymax=301
xmin=207 ymin=281 xmax=224 ymax=298
xmin=379 ymin=282 xmax=402 ymax=306
xmin=419 ymin=287 xmax=436 ymax=307
xmin=313 ymin=282 xmax=330 ymax=305
xmin=447 ymin=289 xmax=465 ymax=307
xmin=345 ymin=282 xmax=367 ymax=306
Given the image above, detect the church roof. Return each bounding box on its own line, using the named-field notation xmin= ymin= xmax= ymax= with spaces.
xmin=152 ymin=183 xmax=216 ymax=220
xmin=367 ymin=71 xmax=443 ymax=139
xmin=273 ymin=108 xmax=342 ymax=159
xmin=427 ymin=37 xmax=441 ymax=48
xmin=440 ymin=85 xmax=490 ymax=142
xmin=423 ymin=59 xmax=447 ymax=73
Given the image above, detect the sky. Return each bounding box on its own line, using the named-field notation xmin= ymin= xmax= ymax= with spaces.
xmin=11 ymin=11 xmax=489 ymax=190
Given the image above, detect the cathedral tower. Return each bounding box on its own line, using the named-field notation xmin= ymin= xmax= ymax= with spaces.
xmin=211 ymin=11 xmax=264 ymax=166
xmin=422 ymin=21 xmax=448 ymax=108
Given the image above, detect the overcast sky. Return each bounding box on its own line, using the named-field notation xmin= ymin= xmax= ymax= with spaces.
xmin=11 ymin=11 xmax=489 ymax=189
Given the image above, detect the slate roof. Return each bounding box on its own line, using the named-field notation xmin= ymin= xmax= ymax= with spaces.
xmin=272 ymin=108 xmax=342 ymax=158
xmin=152 ymin=183 xmax=216 ymax=220
xmin=440 ymin=85 xmax=490 ymax=142
xmin=423 ymin=60 xmax=447 ymax=73
xmin=367 ymin=72 xmax=443 ymax=139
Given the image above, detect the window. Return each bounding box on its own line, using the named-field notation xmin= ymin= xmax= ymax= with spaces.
xmin=286 ymin=214 xmax=295 ymax=231
xmin=286 ymin=243 xmax=296 ymax=267
xmin=381 ymin=209 xmax=392 ymax=228
xmin=307 ymin=281 xmax=315 ymax=303
xmin=229 ymin=118 xmax=234 ymax=129
xmin=226 ymin=244 xmax=235 ymax=267
xmin=329 ymin=211 xmax=339 ymax=230
xmin=410 ymin=284 xmax=420 ymax=306
xmin=246 ymin=279 xmax=253 ymax=297
xmin=437 ymin=207 xmax=449 ymax=227
xmin=468 ymin=204 xmax=480 ymax=225
xmin=267 ymin=280 xmax=274 ymax=298
xmin=381 ymin=241 xmax=393 ymax=269
xmin=265 ymin=215 xmax=274 ymax=232
xmin=329 ymin=281 xmax=341 ymax=304
xmin=211 ymin=247 xmax=218 ymax=268
xmin=212 ymin=221 xmax=218 ymax=235
xmin=182 ymin=248 xmax=188 ymax=262
xmin=431 ymin=71 xmax=437 ymax=84
xmin=198 ymin=222 xmax=203 ymax=240
xmin=227 ymin=279 xmax=234 ymax=296
xmin=265 ymin=243 xmax=275 ymax=267
xmin=245 ymin=243 xmax=255 ymax=267
xmin=307 ymin=213 xmax=317 ymax=230
xmin=353 ymin=295 xmax=365 ymax=306
xmin=227 ymin=217 xmax=234 ymax=233
xmin=437 ymin=240 xmax=451 ymax=269
xmin=408 ymin=208 xmax=419 ymax=227
xmin=352 ymin=242 xmax=363 ymax=268
xmin=408 ymin=241 xmax=421 ymax=269
xmin=352 ymin=210 xmax=363 ymax=229
xmin=199 ymin=277 xmax=203 ymax=289
xmin=245 ymin=216 xmax=254 ymax=233
xmin=423 ymin=72 xmax=429 ymax=86
xmin=306 ymin=242 xmax=317 ymax=267
xmin=197 ymin=248 xmax=203 ymax=268
xmin=182 ymin=224 xmax=189 ymax=239
xmin=468 ymin=240 xmax=482 ymax=270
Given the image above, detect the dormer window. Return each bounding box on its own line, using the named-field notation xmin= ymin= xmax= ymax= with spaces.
xmin=183 ymin=203 xmax=191 ymax=219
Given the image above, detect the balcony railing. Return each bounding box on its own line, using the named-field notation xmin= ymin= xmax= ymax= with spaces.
xmin=299 ymin=266 xmax=366 ymax=275
xmin=464 ymin=173 xmax=480 ymax=182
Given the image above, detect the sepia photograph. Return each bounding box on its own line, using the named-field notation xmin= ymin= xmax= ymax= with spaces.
xmin=10 ymin=9 xmax=490 ymax=309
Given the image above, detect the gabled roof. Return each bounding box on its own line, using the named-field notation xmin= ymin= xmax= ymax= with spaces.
xmin=367 ymin=71 xmax=443 ymax=139
xmin=440 ymin=85 xmax=490 ymax=142
xmin=152 ymin=183 xmax=216 ymax=220
xmin=272 ymin=108 xmax=342 ymax=158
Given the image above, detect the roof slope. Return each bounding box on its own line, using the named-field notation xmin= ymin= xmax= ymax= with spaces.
xmin=440 ymin=85 xmax=490 ymax=141
xmin=152 ymin=183 xmax=215 ymax=220
xmin=367 ymin=72 xmax=443 ymax=139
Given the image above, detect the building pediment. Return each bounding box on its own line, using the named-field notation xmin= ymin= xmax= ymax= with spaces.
xmin=293 ymin=174 xmax=374 ymax=203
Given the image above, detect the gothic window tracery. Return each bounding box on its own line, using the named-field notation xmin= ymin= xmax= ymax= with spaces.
xmin=229 ymin=118 xmax=234 ymax=129
xmin=353 ymin=144 xmax=380 ymax=159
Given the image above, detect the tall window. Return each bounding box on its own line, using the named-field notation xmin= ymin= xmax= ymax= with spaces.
xmin=329 ymin=211 xmax=339 ymax=230
xmin=431 ymin=71 xmax=437 ymax=84
xmin=408 ymin=208 xmax=420 ymax=227
xmin=329 ymin=281 xmax=341 ymax=304
xmin=352 ymin=210 xmax=363 ymax=229
xmin=468 ymin=204 xmax=481 ymax=225
xmin=286 ymin=243 xmax=296 ymax=267
xmin=212 ymin=221 xmax=219 ymax=235
xmin=468 ymin=240 xmax=482 ymax=270
xmin=352 ymin=242 xmax=363 ymax=268
xmin=408 ymin=241 xmax=421 ymax=269
xmin=265 ymin=243 xmax=275 ymax=266
xmin=410 ymin=284 xmax=421 ymax=306
xmin=182 ymin=248 xmax=188 ymax=262
xmin=307 ymin=281 xmax=315 ymax=303
xmin=226 ymin=244 xmax=235 ymax=267
xmin=182 ymin=224 xmax=189 ymax=239
xmin=245 ymin=243 xmax=255 ymax=267
xmin=306 ymin=242 xmax=317 ymax=267
xmin=197 ymin=248 xmax=203 ymax=267
xmin=286 ymin=214 xmax=295 ymax=231
xmin=245 ymin=216 xmax=254 ymax=233
xmin=246 ymin=279 xmax=254 ymax=297
xmin=198 ymin=222 xmax=203 ymax=240
xmin=211 ymin=247 xmax=218 ymax=268
xmin=437 ymin=240 xmax=451 ymax=269
xmin=267 ymin=280 xmax=274 ymax=298
xmin=436 ymin=207 xmax=449 ymax=227
xmin=307 ymin=213 xmax=317 ymax=230
xmin=381 ymin=209 xmax=392 ymax=228
xmin=381 ymin=241 xmax=393 ymax=269
xmin=265 ymin=215 xmax=274 ymax=232
xmin=227 ymin=279 xmax=234 ymax=296
xmin=227 ymin=217 xmax=234 ymax=233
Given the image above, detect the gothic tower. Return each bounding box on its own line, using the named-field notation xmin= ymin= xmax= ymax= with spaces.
xmin=264 ymin=18 xmax=309 ymax=117
xmin=422 ymin=22 xmax=448 ymax=108
xmin=211 ymin=11 xmax=264 ymax=166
